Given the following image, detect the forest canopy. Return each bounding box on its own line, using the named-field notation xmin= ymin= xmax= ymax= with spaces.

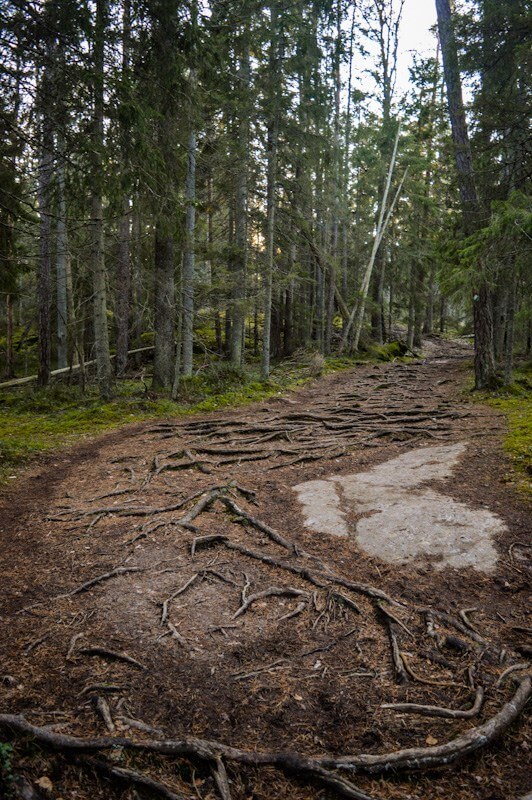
xmin=0 ymin=0 xmax=530 ymax=397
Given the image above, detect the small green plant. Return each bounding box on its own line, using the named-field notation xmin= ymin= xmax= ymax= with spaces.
xmin=0 ymin=742 xmax=15 ymax=798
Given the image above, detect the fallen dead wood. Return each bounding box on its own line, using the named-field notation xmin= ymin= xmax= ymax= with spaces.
xmin=381 ymin=687 xmax=484 ymax=719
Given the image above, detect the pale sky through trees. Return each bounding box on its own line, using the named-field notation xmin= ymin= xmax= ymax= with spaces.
xmin=397 ymin=0 xmax=438 ymax=90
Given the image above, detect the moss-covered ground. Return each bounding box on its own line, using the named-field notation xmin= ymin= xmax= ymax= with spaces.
xmin=0 ymin=349 xmax=382 ymax=482
xmin=482 ymin=364 xmax=532 ymax=497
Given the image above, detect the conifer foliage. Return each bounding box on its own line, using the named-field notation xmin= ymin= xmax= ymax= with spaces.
xmin=0 ymin=0 xmax=530 ymax=392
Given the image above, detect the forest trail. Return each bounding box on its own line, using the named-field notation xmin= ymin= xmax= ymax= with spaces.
xmin=0 ymin=337 xmax=530 ymax=800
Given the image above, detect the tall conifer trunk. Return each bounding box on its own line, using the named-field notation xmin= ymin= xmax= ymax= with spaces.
xmin=115 ymin=0 xmax=132 ymax=377
xmin=230 ymin=34 xmax=250 ymax=367
xmin=435 ymin=0 xmax=496 ymax=389
xmin=261 ymin=0 xmax=279 ymax=379
xmin=37 ymin=104 xmax=53 ymax=386
xmin=90 ymin=0 xmax=113 ymax=399
xmin=56 ymin=134 xmax=69 ymax=370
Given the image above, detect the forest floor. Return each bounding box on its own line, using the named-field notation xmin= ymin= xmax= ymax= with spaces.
xmin=0 ymin=336 xmax=530 ymax=800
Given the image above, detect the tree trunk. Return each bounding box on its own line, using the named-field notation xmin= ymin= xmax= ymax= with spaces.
xmin=182 ymin=123 xmax=197 ymax=377
xmin=261 ymin=0 xmax=279 ymax=380
xmin=56 ymin=135 xmax=68 ymax=370
xmin=340 ymin=124 xmax=403 ymax=353
xmin=502 ymin=263 xmax=516 ymax=385
xmin=37 ymin=105 xmax=53 ymax=386
xmin=116 ymin=196 xmax=131 ymax=376
xmin=90 ymin=0 xmax=113 ymax=399
xmin=130 ymin=203 xmax=143 ymax=364
xmin=115 ymin=0 xmax=132 ymax=377
xmin=152 ymin=225 xmax=175 ymax=390
xmin=325 ymin=0 xmax=342 ymax=355
xmin=5 ymin=294 xmax=14 ymax=379
xmin=230 ymin=36 xmax=250 ymax=368
xmin=435 ymin=0 xmax=496 ymax=389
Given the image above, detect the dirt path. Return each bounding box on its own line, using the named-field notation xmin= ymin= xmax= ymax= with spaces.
xmin=0 ymin=338 xmax=530 ymax=800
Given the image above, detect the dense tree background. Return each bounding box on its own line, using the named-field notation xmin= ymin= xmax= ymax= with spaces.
xmin=0 ymin=0 xmax=530 ymax=394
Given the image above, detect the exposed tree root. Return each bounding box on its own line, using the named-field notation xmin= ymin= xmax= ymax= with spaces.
xmin=76 ymin=755 xmax=187 ymax=800
xmin=0 ymin=677 xmax=529 ymax=795
xmin=56 ymin=566 xmax=144 ymax=599
xmin=232 ymin=586 xmax=308 ymax=619
xmin=77 ymin=647 xmax=146 ymax=670
xmin=381 ymin=687 xmax=484 ymax=719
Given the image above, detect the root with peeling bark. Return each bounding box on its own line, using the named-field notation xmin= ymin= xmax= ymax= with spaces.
xmin=0 ymin=677 xmax=529 ymax=798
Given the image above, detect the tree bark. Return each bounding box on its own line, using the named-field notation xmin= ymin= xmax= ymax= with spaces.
xmin=261 ymin=0 xmax=279 ymax=380
xmin=5 ymin=294 xmax=14 ymax=379
xmin=37 ymin=103 xmax=53 ymax=386
xmin=56 ymin=135 xmax=69 ymax=370
xmin=153 ymin=225 xmax=175 ymax=391
xmin=230 ymin=35 xmax=250 ymax=368
xmin=115 ymin=0 xmax=132 ymax=377
xmin=435 ymin=0 xmax=496 ymax=389
xmin=181 ymin=123 xmax=197 ymax=377
xmin=90 ymin=0 xmax=113 ymax=399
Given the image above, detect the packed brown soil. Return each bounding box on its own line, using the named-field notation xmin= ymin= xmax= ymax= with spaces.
xmin=0 ymin=337 xmax=530 ymax=800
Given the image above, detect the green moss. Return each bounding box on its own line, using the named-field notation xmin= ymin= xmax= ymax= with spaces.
xmin=365 ymin=340 xmax=409 ymax=362
xmin=484 ymin=365 xmax=532 ymax=497
xmin=0 ymin=344 xmax=416 ymax=483
xmin=0 ymin=361 xmax=309 ymax=481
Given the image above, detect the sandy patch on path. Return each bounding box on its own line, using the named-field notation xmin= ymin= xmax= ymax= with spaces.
xmin=294 ymin=443 xmax=504 ymax=572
